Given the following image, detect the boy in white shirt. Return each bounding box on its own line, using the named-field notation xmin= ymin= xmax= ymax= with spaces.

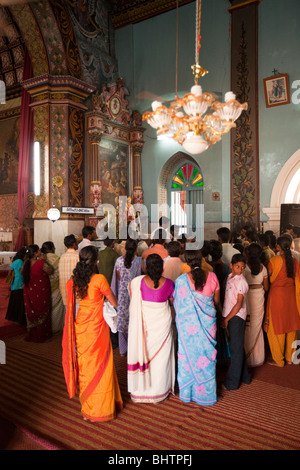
xmin=222 ymin=253 xmax=251 ymax=390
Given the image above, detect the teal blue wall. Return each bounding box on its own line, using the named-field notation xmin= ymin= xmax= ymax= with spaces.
xmin=115 ymin=0 xmax=300 ymax=224
xmin=258 ymin=0 xmax=300 ymax=219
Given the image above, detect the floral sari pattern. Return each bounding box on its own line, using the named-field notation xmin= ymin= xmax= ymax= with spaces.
xmin=174 ymin=274 xmax=217 ymax=406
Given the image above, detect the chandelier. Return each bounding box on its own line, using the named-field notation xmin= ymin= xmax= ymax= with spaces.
xmin=142 ymin=0 xmax=248 ymax=155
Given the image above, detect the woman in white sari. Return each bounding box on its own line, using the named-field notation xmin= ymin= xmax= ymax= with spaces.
xmin=127 ymin=254 xmax=175 ymax=404
xmin=41 ymin=241 xmax=65 ymax=334
xmin=243 ymin=243 xmax=269 ymax=367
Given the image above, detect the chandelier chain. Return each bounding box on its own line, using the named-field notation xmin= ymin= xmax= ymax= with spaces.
xmin=175 ymin=0 xmax=179 ymax=98
xmin=142 ymin=0 xmax=248 ymax=155
xmin=196 ymin=0 xmax=202 ymax=65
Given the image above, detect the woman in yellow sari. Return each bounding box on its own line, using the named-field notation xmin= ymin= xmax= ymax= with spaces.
xmin=41 ymin=241 xmax=65 ymax=334
xmin=264 ymin=236 xmax=300 ymax=367
xmin=62 ymin=246 xmax=123 ymax=422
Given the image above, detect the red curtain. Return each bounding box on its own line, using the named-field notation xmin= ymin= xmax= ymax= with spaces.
xmin=14 ymin=48 xmax=33 ymax=251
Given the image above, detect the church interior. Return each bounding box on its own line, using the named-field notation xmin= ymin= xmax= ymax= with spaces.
xmin=0 ymin=0 xmax=299 ymax=253
xmin=0 ymin=0 xmax=299 ymax=453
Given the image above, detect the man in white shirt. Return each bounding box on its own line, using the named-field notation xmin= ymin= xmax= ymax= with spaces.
xmin=150 ymin=216 xmax=172 ymax=242
xmin=217 ymin=227 xmax=240 ymax=265
xmin=78 ymin=225 xmax=97 ymax=252
xmin=292 ymin=226 xmax=300 ymax=253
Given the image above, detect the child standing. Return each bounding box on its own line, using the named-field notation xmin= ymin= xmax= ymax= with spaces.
xmin=222 ymin=254 xmax=251 ymax=390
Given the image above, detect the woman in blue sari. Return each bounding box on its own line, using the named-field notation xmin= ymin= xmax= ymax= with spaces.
xmin=174 ymin=249 xmax=220 ymax=406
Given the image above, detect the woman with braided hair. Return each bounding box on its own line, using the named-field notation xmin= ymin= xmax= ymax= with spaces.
xmin=174 ymin=249 xmax=220 ymax=406
xmin=62 ymin=245 xmax=123 ymax=422
xmin=264 ymin=235 xmax=300 ymax=367
xmin=111 ymin=238 xmax=142 ymax=355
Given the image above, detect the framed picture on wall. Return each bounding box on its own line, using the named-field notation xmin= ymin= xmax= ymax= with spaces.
xmin=263 ymin=73 xmax=290 ymax=108
xmin=97 ymin=137 xmax=130 ymax=207
xmin=0 ymin=116 xmax=21 ymax=194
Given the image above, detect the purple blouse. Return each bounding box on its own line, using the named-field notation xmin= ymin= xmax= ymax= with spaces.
xmin=141 ymin=277 xmax=174 ymax=302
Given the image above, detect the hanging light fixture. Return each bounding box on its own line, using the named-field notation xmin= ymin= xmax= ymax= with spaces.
xmin=142 ymin=0 xmax=248 ymax=155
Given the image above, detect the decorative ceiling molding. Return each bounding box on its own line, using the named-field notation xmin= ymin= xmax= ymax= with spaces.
xmin=0 ymin=5 xmax=25 ymax=98
xmin=109 ymin=0 xmax=195 ymax=29
xmin=9 ymin=2 xmax=49 ymax=76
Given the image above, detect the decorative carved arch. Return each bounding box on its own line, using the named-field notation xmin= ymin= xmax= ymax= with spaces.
xmin=8 ymin=0 xmax=82 ymax=79
xmin=48 ymin=0 xmax=82 ymax=79
xmin=29 ymin=1 xmax=68 ymax=76
xmin=270 ymin=149 xmax=300 ymax=206
xmin=9 ymin=2 xmax=50 ymax=76
xmin=262 ymin=149 xmax=300 ymax=232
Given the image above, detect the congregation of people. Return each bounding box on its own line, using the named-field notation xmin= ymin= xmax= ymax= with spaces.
xmin=5 ymin=220 xmax=300 ymax=423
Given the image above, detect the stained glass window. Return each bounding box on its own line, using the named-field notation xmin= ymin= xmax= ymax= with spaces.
xmin=171 ymin=163 xmax=203 ymax=189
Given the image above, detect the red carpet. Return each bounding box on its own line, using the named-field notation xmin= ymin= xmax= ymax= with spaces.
xmin=0 ymin=277 xmax=26 ymax=338
xmin=0 ymin=334 xmax=299 ymax=451
xmin=0 ymin=279 xmax=299 ymax=450
xmin=0 ymin=276 xmax=10 ymax=326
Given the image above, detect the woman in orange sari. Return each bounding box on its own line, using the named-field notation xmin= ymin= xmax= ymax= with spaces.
xmin=264 ymin=235 xmax=300 ymax=367
xmin=62 ymin=246 xmax=123 ymax=422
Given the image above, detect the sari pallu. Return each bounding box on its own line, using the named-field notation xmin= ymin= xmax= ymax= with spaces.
xmin=62 ymin=276 xmax=123 ymax=422
xmin=127 ymin=275 xmax=175 ymax=403
xmin=23 ymin=259 xmax=52 ymax=342
xmin=245 ymin=287 xmax=265 ymax=367
xmin=111 ymin=256 xmax=142 ymax=354
xmin=174 ymin=274 xmax=217 ymax=406
xmin=47 ymin=252 xmax=65 ymax=334
xmin=264 ymin=256 xmax=300 ymax=335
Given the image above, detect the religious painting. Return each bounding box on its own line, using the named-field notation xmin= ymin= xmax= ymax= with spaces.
xmin=263 ymin=73 xmax=290 ymax=108
xmin=98 ymin=137 xmax=130 ymax=207
xmin=0 ymin=116 xmax=20 ymax=194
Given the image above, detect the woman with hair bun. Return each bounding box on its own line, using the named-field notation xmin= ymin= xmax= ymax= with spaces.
xmin=22 ymin=244 xmax=53 ymax=342
xmin=127 ymin=253 xmax=175 ymax=404
xmin=174 ymin=249 xmax=220 ymax=406
xmin=264 ymin=235 xmax=300 ymax=366
xmin=243 ymin=243 xmax=269 ymax=367
xmin=111 ymin=238 xmax=142 ymax=355
xmin=62 ymin=245 xmax=123 ymax=422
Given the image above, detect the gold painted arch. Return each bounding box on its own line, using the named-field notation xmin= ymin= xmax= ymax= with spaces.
xmin=4 ymin=0 xmax=82 ymax=81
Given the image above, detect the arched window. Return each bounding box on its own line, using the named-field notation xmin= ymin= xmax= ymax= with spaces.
xmin=170 ymin=162 xmax=204 ymax=236
xmin=285 ymin=168 xmax=300 ymax=203
xmin=262 ymin=149 xmax=300 ymax=234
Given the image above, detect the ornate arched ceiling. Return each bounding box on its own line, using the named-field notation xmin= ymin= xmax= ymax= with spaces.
xmin=0 ymin=0 xmax=64 ymax=99
xmin=0 ymin=5 xmax=25 ymax=99
xmin=109 ymin=0 xmax=195 ymax=29
xmin=0 ymin=0 xmax=121 ymax=97
xmin=0 ymin=0 xmax=182 ymax=99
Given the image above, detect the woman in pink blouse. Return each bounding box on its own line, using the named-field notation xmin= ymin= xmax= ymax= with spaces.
xmin=127 ymin=254 xmax=175 ymax=404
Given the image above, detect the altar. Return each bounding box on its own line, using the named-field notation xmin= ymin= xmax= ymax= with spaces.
xmin=0 ymin=252 xmax=16 ymax=272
